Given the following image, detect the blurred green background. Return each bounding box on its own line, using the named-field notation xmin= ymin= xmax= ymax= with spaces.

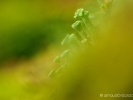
xmin=2 ymin=0 xmax=131 ymax=100
xmin=0 ymin=0 xmax=100 ymax=62
xmin=0 ymin=0 xmax=76 ymax=62
xmin=0 ymin=0 xmax=96 ymax=100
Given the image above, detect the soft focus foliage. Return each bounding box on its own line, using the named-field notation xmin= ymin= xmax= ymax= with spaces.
xmin=0 ymin=0 xmax=84 ymax=62
xmin=0 ymin=0 xmax=86 ymax=100
xmin=48 ymin=0 xmax=133 ymax=100
xmin=1 ymin=0 xmax=133 ymax=100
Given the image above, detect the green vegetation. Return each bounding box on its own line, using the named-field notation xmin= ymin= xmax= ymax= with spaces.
xmin=48 ymin=0 xmax=115 ymax=99
xmin=0 ymin=0 xmax=78 ymax=63
xmin=1 ymin=0 xmax=133 ymax=100
xmin=48 ymin=0 xmax=133 ymax=100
